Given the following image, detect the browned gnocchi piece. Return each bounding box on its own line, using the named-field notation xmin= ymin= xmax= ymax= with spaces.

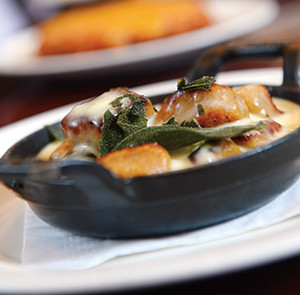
xmin=154 ymin=84 xmax=249 ymax=127
xmin=97 ymin=143 xmax=171 ymax=178
xmin=235 ymin=84 xmax=282 ymax=117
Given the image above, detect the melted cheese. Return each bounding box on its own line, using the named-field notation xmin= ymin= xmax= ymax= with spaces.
xmin=36 ymin=140 xmax=62 ymax=161
xmin=272 ymin=98 xmax=300 ymax=131
xmin=170 ymin=155 xmax=194 ymax=171
xmin=68 ymin=90 xmax=132 ymax=123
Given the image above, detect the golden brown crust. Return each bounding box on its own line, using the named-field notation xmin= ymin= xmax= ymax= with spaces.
xmin=50 ymin=140 xmax=73 ymax=160
xmin=233 ymin=120 xmax=282 ymax=148
xmin=37 ymin=0 xmax=210 ymax=55
xmin=154 ymin=84 xmax=249 ymax=127
xmin=97 ymin=143 xmax=171 ymax=178
xmin=235 ymin=85 xmax=283 ymax=117
xmin=191 ymin=138 xmax=242 ymax=165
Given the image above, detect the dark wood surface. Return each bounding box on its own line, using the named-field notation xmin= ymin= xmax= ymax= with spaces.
xmin=1 ymin=1 xmax=300 ymax=294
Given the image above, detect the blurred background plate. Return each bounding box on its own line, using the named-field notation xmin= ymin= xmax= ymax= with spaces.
xmin=0 ymin=0 xmax=279 ymax=77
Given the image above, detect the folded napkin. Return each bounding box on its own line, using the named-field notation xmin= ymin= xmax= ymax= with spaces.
xmin=21 ymin=179 xmax=300 ymax=270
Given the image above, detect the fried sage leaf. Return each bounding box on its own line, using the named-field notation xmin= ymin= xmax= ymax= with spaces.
xmin=180 ymin=119 xmax=201 ymax=128
xmin=177 ymin=76 xmax=216 ymax=92
xmin=45 ymin=122 xmax=65 ymax=142
xmin=114 ymin=122 xmax=265 ymax=153
xmin=117 ymin=98 xmax=147 ymax=137
xmin=162 ymin=117 xmax=179 ymax=126
xmin=99 ymin=110 xmax=124 ymax=156
xmin=171 ymin=140 xmax=207 ymax=156
xmin=99 ymin=94 xmax=148 ymax=156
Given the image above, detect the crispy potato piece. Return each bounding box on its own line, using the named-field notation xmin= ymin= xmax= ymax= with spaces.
xmin=214 ymin=138 xmax=243 ymax=158
xmin=50 ymin=140 xmax=73 ymax=160
xmin=154 ymin=84 xmax=249 ymax=127
xmin=144 ymin=100 xmax=156 ymax=117
xmin=233 ymin=120 xmax=282 ymax=148
xmin=97 ymin=143 xmax=171 ymax=178
xmin=235 ymin=85 xmax=282 ymax=117
xmin=195 ymin=84 xmax=250 ymax=127
xmin=190 ymin=138 xmax=242 ymax=166
xmin=154 ymin=89 xmax=197 ymax=124
xmin=36 ymin=140 xmax=65 ymax=161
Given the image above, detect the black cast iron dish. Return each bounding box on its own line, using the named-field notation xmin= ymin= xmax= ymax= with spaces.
xmin=1 ymin=43 xmax=300 ymax=238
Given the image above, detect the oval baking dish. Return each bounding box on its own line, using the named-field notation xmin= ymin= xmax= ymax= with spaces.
xmin=1 ymin=42 xmax=300 ymax=238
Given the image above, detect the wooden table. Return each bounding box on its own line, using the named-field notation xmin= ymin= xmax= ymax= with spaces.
xmin=1 ymin=0 xmax=300 ymax=294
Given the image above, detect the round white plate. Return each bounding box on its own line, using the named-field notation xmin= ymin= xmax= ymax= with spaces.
xmin=0 ymin=0 xmax=279 ymax=76
xmin=0 ymin=68 xmax=300 ymax=294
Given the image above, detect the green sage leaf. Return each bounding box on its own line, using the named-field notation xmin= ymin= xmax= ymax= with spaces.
xmin=171 ymin=140 xmax=207 ymax=156
xmin=117 ymin=104 xmax=147 ymax=137
xmin=163 ymin=117 xmax=179 ymax=126
xmin=114 ymin=122 xmax=265 ymax=153
xmin=99 ymin=110 xmax=123 ymax=156
xmin=177 ymin=76 xmax=216 ymax=92
xmin=180 ymin=119 xmax=201 ymax=128
xmin=99 ymin=94 xmax=148 ymax=156
xmin=45 ymin=122 xmax=65 ymax=142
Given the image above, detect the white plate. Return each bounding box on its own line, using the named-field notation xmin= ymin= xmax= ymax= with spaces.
xmin=0 ymin=68 xmax=300 ymax=294
xmin=0 ymin=0 xmax=279 ymax=76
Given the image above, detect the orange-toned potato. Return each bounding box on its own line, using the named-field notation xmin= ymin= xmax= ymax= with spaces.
xmin=212 ymin=138 xmax=243 ymax=159
xmin=144 ymin=99 xmax=156 ymax=117
xmin=97 ymin=143 xmax=171 ymax=178
xmin=191 ymin=138 xmax=242 ymax=166
xmin=50 ymin=140 xmax=73 ymax=160
xmin=154 ymin=89 xmax=197 ymax=124
xmin=233 ymin=120 xmax=282 ymax=148
xmin=154 ymin=84 xmax=249 ymax=127
xmin=235 ymin=85 xmax=282 ymax=117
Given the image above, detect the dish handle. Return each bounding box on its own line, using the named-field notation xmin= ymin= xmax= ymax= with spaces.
xmin=0 ymin=159 xmax=131 ymax=207
xmin=0 ymin=159 xmax=62 ymax=194
xmin=187 ymin=42 xmax=300 ymax=90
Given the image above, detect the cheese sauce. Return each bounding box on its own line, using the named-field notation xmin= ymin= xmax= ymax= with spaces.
xmin=272 ymin=98 xmax=300 ymax=131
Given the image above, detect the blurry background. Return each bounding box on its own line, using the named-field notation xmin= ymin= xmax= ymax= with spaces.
xmin=0 ymin=0 xmax=299 ymax=127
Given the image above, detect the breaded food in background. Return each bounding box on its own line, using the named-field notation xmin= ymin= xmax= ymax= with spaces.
xmin=37 ymin=0 xmax=210 ymax=55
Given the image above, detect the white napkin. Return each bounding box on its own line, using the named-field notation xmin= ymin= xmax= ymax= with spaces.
xmin=21 ymin=179 xmax=300 ymax=270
